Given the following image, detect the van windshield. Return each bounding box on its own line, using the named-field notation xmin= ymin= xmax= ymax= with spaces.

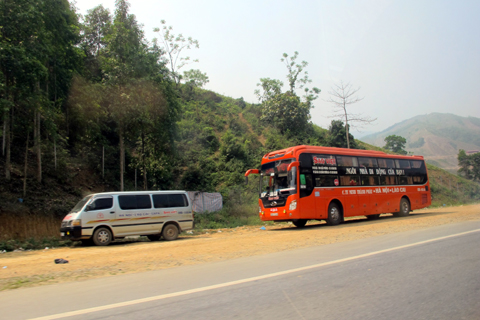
xmin=70 ymin=195 xmax=92 ymax=213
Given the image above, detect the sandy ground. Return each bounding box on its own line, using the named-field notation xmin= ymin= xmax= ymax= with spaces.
xmin=1 ymin=204 xmax=479 ymax=291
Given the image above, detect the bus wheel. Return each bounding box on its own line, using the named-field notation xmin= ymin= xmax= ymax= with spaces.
xmin=162 ymin=224 xmax=179 ymax=241
xmin=394 ymin=198 xmax=410 ymax=217
xmin=366 ymin=214 xmax=381 ymax=220
xmin=92 ymin=227 xmax=112 ymax=246
xmin=292 ymin=219 xmax=307 ymax=228
xmin=147 ymin=234 xmax=161 ymax=241
xmin=326 ymin=203 xmax=342 ymax=226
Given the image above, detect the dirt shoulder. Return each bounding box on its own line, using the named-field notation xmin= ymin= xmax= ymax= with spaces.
xmin=1 ymin=204 xmax=479 ymax=291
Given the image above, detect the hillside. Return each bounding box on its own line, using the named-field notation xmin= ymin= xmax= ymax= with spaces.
xmin=361 ymin=113 xmax=480 ymax=173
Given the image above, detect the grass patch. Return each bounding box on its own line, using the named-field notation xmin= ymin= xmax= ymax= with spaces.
xmin=0 ymin=237 xmax=73 ymax=252
xmin=0 ymin=275 xmax=56 ymax=291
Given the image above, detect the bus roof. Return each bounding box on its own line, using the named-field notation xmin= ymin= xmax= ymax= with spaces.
xmin=262 ymin=145 xmax=425 ymax=162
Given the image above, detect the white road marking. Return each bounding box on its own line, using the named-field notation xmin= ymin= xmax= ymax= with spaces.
xmin=30 ymin=228 xmax=480 ymax=320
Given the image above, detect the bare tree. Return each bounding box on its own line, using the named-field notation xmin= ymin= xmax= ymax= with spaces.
xmin=154 ymin=20 xmax=199 ymax=85
xmin=326 ymin=81 xmax=376 ymax=148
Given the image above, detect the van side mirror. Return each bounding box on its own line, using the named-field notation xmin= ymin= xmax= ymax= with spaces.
xmin=86 ymin=204 xmax=94 ymax=211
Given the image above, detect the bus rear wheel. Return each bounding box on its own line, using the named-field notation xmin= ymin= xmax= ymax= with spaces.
xmin=292 ymin=219 xmax=307 ymax=228
xmin=394 ymin=198 xmax=410 ymax=217
xmin=326 ymin=203 xmax=342 ymax=226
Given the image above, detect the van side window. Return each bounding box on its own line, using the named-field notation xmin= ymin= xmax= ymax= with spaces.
xmin=152 ymin=194 xmax=188 ymax=208
xmin=170 ymin=194 xmax=188 ymax=207
xmin=118 ymin=195 xmax=152 ymax=210
xmin=152 ymin=195 xmax=169 ymax=208
xmin=90 ymin=198 xmax=113 ymax=211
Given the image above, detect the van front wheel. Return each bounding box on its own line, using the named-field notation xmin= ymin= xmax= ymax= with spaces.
xmin=92 ymin=227 xmax=112 ymax=246
xmin=162 ymin=224 xmax=179 ymax=241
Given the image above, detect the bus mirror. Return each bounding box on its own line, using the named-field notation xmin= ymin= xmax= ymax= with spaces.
xmin=245 ymin=169 xmax=259 ymax=185
xmin=287 ymin=161 xmax=300 ymax=171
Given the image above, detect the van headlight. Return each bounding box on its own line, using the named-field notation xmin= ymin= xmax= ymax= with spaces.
xmin=289 ymin=200 xmax=297 ymax=211
xmin=69 ymin=219 xmax=81 ymax=227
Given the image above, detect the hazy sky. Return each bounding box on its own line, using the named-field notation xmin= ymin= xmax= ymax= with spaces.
xmin=73 ymin=0 xmax=480 ymax=136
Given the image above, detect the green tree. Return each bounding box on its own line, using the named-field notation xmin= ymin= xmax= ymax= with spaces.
xmin=81 ymin=5 xmax=112 ymax=81
xmin=327 ymin=120 xmax=358 ymax=149
xmin=457 ymin=149 xmax=472 ymax=179
xmin=471 ymin=153 xmax=480 ymax=181
xmin=384 ymin=135 xmax=407 ymax=155
xmin=0 ymin=0 xmax=81 ymax=184
xmin=182 ymin=69 xmax=209 ymax=88
xmin=254 ymin=52 xmax=320 ymax=135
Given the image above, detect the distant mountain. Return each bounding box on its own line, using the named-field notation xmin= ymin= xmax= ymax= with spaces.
xmin=361 ymin=113 xmax=480 ymax=173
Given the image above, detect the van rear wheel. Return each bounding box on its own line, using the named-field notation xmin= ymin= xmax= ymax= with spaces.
xmin=162 ymin=224 xmax=179 ymax=241
xmin=92 ymin=227 xmax=112 ymax=246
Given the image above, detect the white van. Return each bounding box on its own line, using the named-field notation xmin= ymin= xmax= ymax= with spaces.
xmin=60 ymin=191 xmax=194 ymax=246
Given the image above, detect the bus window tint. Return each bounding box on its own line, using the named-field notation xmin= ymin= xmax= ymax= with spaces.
xmin=361 ymin=176 xmax=379 ymax=186
xmin=337 ymin=156 xmax=358 ymax=167
xmin=379 ymin=176 xmax=397 ymax=185
xmin=358 ymin=157 xmax=378 ymax=167
xmin=398 ymin=176 xmax=413 ymax=185
xmin=395 ymin=159 xmax=411 ymax=169
xmin=378 ymin=158 xmax=395 ymax=168
xmin=340 ymin=175 xmax=359 ymax=186
xmin=315 ymin=175 xmax=337 ymax=187
xmin=413 ymin=176 xmax=425 ymax=184
xmin=410 ymin=160 xmax=423 ymax=169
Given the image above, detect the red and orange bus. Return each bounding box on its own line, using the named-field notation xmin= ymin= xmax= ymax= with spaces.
xmin=245 ymin=145 xmax=431 ymax=227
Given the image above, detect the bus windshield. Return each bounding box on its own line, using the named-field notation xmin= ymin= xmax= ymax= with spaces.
xmin=260 ymin=159 xmax=297 ymax=199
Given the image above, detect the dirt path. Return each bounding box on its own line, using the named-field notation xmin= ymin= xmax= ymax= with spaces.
xmin=1 ymin=204 xmax=479 ymax=291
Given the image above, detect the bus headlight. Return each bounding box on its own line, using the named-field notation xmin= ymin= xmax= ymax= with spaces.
xmin=289 ymin=200 xmax=297 ymax=211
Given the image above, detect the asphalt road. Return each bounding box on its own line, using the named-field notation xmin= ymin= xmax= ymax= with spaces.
xmin=1 ymin=221 xmax=480 ymax=320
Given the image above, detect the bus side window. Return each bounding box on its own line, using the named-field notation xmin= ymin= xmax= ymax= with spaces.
xmin=361 ymin=176 xmax=379 ymax=186
xmin=340 ymin=175 xmax=359 ymax=186
xmin=300 ymin=173 xmax=314 ymax=198
xmin=379 ymin=176 xmax=397 ymax=185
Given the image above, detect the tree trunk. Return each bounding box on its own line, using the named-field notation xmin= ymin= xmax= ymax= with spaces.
xmin=5 ymin=110 xmax=11 ymax=180
xmin=54 ymin=137 xmax=57 ymax=170
xmin=102 ymin=145 xmax=105 ymax=179
xmin=2 ymin=118 xmax=5 ymax=157
xmin=119 ymin=129 xmax=124 ymax=191
xmin=34 ymin=110 xmax=42 ymax=183
xmin=344 ymin=106 xmax=350 ymax=149
xmin=142 ymin=131 xmax=147 ymax=190
xmin=23 ymin=131 xmax=30 ymax=198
